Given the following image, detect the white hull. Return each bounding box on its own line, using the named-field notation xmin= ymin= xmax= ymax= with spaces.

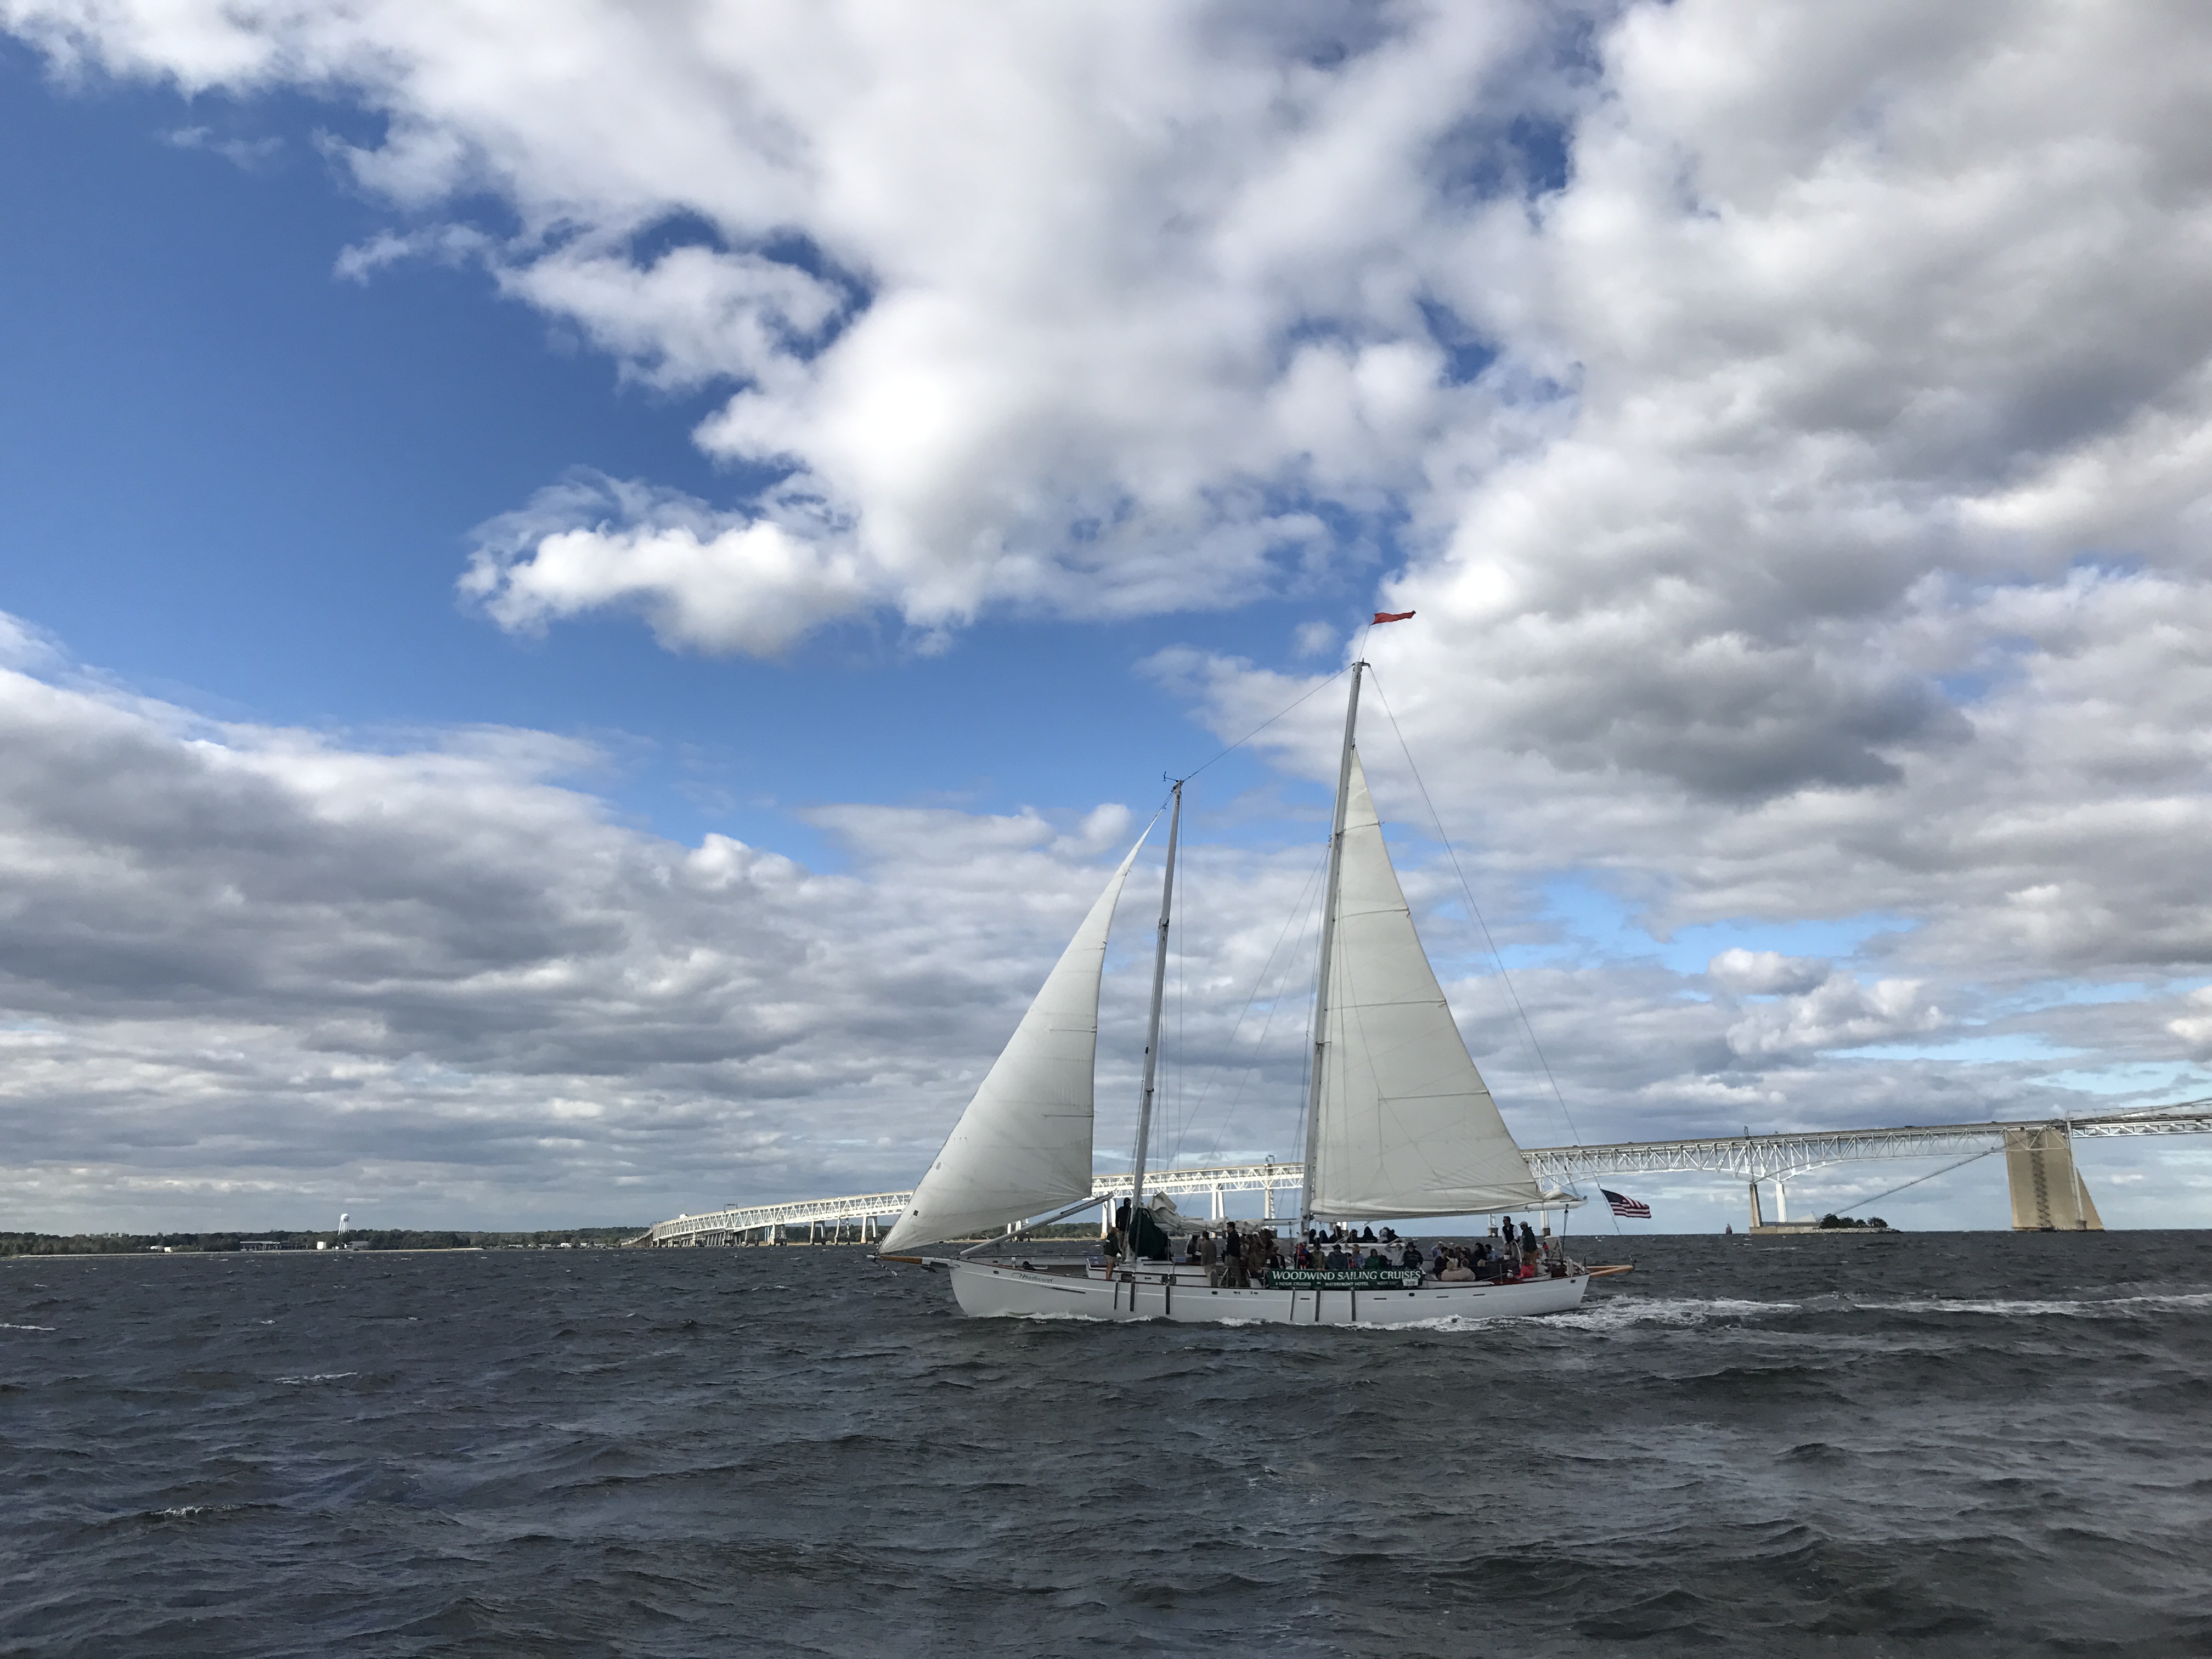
xmin=936 ymin=1260 xmax=1590 ymax=1324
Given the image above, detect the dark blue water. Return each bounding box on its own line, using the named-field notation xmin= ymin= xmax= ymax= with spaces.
xmin=5 ymin=1233 xmax=2209 ymax=1657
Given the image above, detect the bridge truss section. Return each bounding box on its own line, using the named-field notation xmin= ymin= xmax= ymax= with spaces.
xmin=638 ymin=1102 xmax=2209 ymax=1244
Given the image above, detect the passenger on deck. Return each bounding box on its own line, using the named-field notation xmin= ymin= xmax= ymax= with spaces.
xmin=1183 ymin=1233 xmax=1201 ymax=1265
xmin=1439 ymin=1252 xmax=1477 ymax=1283
xmin=1360 ymin=1224 xmax=1377 ymax=1242
xmin=1324 ymin=1244 xmax=1348 ymax=1271
xmin=1401 ymin=1242 xmax=1422 ymax=1271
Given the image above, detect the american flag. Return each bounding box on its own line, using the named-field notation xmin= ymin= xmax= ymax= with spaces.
xmin=1602 ymin=1188 xmax=1651 ymax=1219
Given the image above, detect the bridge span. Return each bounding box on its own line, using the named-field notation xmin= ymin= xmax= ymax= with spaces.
xmin=636 ymin=1101 xmax=2211 ymax=1245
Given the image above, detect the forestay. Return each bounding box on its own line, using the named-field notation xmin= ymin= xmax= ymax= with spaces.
xmin=1309 ymin=752 xmax=1545 ymax=1219
xmin=879 ymin=835 xmax=1146 ymax=1253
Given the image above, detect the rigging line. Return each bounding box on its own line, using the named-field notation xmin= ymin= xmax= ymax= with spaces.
xmin=1214 ymin=849 xmax=1330 ymax=1167
xmin=1363 ymin=670 xmax=1578 ymax=1138
xmin=1288 ymin=837 xmax=1335 ymax=1228
xmin=1180 ymin=665 xmax=1351 ymax=782
xmin=1173 ymin=792 xmax=1187 ymax=1169
xmin=1166 ymin=790 xmax=1204 ymax=1169
xmin=1363 ymin=668 xmax=1618 ymax=1233
xmin=1193 ymin=843 xmax=1331 ymax=1169
xmin=1115 ymin=798 xmax=1174 ymax=1183
xmin=1833 ymin=1146 xmax=2001 ymax=1216
xmin=1162 ymin=839 xmax=1323 ymax=1167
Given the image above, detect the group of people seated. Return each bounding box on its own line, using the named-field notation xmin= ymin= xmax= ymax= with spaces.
xmin=1429 ymin=1221 xmax=1547 ymax=1282
xmin=1094 ymin=1212 xmax=1559 ymax=1285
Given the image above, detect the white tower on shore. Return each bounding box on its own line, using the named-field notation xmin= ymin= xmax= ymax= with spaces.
xmin=338 ymin=1212 xmax=351 ymax=1234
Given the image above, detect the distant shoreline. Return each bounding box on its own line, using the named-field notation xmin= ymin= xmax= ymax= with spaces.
xmin=1 ymin=1227 xmax=645 ymax=1259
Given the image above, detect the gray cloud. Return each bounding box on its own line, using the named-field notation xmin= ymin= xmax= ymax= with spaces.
xmin=0 ymin=654 xmax=1172 ymax=1226
xmin=0 ymin=635 xmax=2203 ymax=1232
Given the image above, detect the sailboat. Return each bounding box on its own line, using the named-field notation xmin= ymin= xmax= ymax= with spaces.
xmin=877 ymin=659 xmax=1593 ymax=1323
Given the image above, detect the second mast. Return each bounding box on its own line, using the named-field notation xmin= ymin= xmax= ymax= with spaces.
xmin=1129 ymin=780 xmax=1182 ymax=1222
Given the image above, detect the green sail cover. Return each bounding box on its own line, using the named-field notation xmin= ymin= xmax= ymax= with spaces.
xmin=1128 ymin=1206 xmax=1174 ymax=1261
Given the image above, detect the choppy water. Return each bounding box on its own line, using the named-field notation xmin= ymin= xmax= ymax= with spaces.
xmin=5 ymin=1232 xmax=2209 ymax=1657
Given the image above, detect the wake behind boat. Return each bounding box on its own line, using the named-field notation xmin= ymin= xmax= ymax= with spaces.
xmin=878 ymin=652 xmax=1596 ymax=1324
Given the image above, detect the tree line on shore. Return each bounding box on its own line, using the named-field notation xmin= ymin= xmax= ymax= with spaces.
xmin=0 ymin=1226 xmax=646 ymax=1257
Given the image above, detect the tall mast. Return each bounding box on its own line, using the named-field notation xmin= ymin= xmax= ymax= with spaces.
xmin=1299 ymin=662 xmax=1366 ymax=1232
xmin=1129 ymin=779 xmax=1183 ymax=1224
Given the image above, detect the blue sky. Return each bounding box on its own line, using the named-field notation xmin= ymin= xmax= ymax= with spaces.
xmin=1 ymin=4 xmax=2209 ymax=1233
xmin=0 ymin=42 xmax=1347 ymax=867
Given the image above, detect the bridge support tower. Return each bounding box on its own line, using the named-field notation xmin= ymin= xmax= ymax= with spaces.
xmin=2004 ymin=1126 xmax=2102 ymax=1231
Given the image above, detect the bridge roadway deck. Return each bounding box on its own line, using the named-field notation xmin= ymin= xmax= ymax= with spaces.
xmin=638 ymin=1101 xmax=2212 ymax=1245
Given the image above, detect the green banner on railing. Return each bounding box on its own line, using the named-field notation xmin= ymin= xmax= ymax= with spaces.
xmin=1266 ymin=1268 xmax=1424 ymax=1288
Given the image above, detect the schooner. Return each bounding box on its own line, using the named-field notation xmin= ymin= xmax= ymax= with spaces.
xmin=877 ymin=655 xmax=1593 ymax=1323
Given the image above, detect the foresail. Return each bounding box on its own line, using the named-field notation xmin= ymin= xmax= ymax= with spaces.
xmin=1311 ymin=752 xmax=1545 ymax=1218
xmin=878 ymin=836 xmax=1144 ymax=1253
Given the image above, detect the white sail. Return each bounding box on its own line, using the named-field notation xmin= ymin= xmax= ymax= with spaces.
xmin=879 ymin=836 xmax=1145 ymax=1253
xmin=1310 ymin=751 xmax=1545 ymax=1218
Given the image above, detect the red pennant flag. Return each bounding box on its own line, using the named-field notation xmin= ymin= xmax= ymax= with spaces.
xmin=1372 ymin=610 xmax=1415 ymax=624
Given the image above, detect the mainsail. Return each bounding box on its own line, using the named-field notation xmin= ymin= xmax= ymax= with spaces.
xmin=1308 ymin=751 xmax=1546 ymax=1218
xmin=878 ymin=836 xmax=1144 ymax=1254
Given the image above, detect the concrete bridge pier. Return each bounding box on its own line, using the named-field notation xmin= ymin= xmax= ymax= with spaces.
xmin=1746 ymin=1176 xmax=1793 ymax=1227
xmin=2004 ymin=1126 xmax=2102 ymax=1231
